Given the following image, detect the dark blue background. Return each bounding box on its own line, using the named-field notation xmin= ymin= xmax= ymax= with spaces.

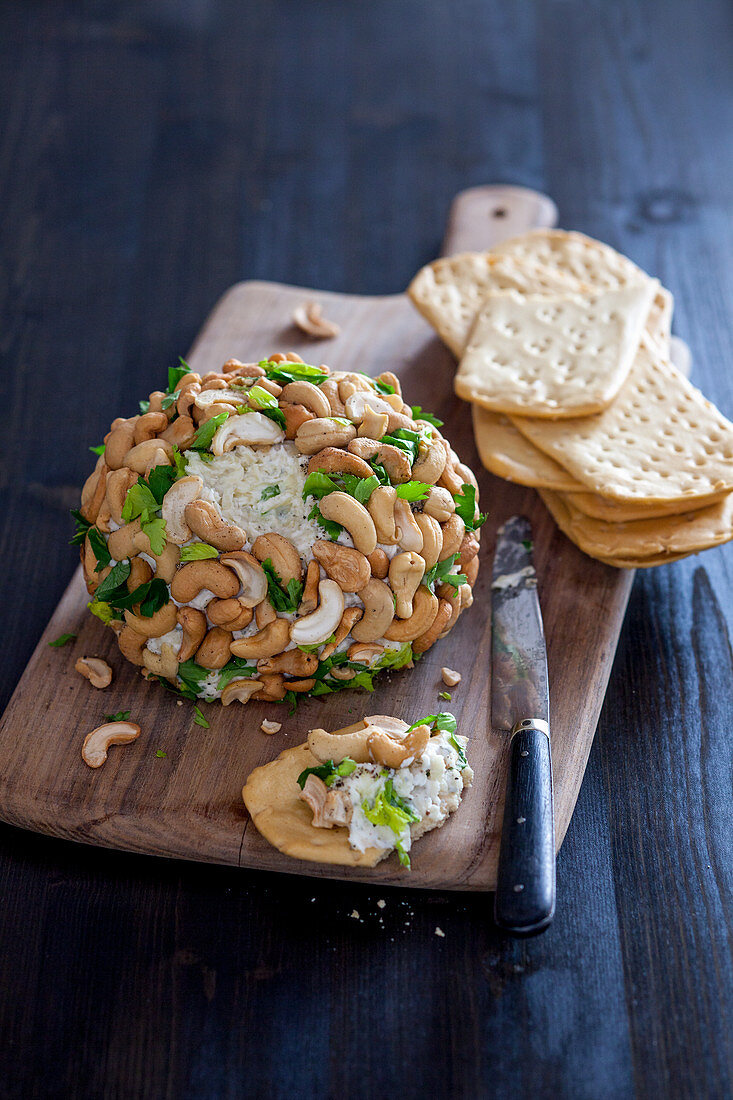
xmin=0 ymin=3 xmax=731 ymax=1097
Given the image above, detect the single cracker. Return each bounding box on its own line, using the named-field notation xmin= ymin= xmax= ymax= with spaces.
xmin=540 ymin=488 xmax=733 ymax=560
xmin=512 ymin=336 xmax=733 ymax=504
xmin=565 ymin=488 xmax=726 ymax=523
xmin=456 ymin=283 xmax=656 ymax=418
xmin=471 ymin=405 xmax=584 ymax=491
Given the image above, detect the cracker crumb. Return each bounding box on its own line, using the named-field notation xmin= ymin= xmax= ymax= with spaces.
xmin=350 ymin=909 xmax=360 ymax=920
xmin=441 ymin=667 xmax=462 ymax=687
xmin=435 ymin=926 xmax=445 ymax=938
xmin=261 ymin=720 xmax=282 ymax=735
xmin=377 ymin=899 xmax=386 ymax=909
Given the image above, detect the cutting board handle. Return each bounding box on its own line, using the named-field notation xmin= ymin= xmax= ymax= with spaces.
xmin=441 ymin=184 xmax=558 ymax=256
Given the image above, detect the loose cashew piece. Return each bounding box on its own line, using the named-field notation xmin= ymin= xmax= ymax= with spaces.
xmin=82 ymin=720 xmax=141 ymax=769
xmin=257 ymin=650 xmax=319 ymax=676
xmin=221 ymin=679 xmax=265 ymax=705
xmin=124 ymin=601 xmax=178 ymax=639
xmin=414 ymin=513 xmax=443 ymax=570
xmin=195 ymin=627 xmax=233 ymax=669
xmin=251 ymin=533 xmax=303 ymax=585
xmin=394 ymin=498 xmax=424 ymax=552
xmin=211 ymin=412 xmax=285 ymax=454
xmin=313 ymin=540 xmax=371 ymax=592
xmin=75 ymin=656 xmax=113 ymax=689
xmin=350 ymin=579 xmax=394 ymax=643
xmin=185 ymin=500 xmax=246 ymax=552
xmin=388 ymin=552 xmax=426 ymax=618
xmin=307 ymin=721 xmax=373 ymax=764
xmin=318 ymin=492 xmax=377 ymax=555
xmin=307 ymin=447 xmax=373 ymax=479
xmin=299 ymin=560 xmax=320 ymax=614
xmin=177 ymin=607 xmax=207 ymax=661
xmin=348 ymin=438 xmax=411 ymax=483
xmin=384 ymin=587 xmax=439 ymax=643
xmin=219 ymin=551 xmax=268 ymax=607
xmin=411 ymin=437 xmax=447 ymax=485
xmin=368 ymin=724 xmax=430 ymax=768
xmin=160 ymin=475 xmax=203 ymax=544
xmin=294 ymin=417 xmax=356 ymax=455
xmin=413 ymin=597 xmax=454 ymax=654
xmin=170 ymin=561 xmax=240 ymax=603
xmin=439 ymin=514 xmax=466 ymax=560
xmin=367 ymin=486 xmax=398 ymax=545
xmin=290 ymin=579 xmax=345 ymax=646
xmin=423 ymin=486 xmax=455 ymax=522
xmin=230 ymin=619 xmax=291 ymax=659
xmin=280 ymin=380 xmax=331 ymax=418
xmin=442 ymin=667 xmax=462 ymax=687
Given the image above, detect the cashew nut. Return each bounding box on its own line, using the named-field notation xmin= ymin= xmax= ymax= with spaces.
xmin=299 ymin=560 xmax=320 ymax=614
xmin=161 ymin=415 xmax=197 ymax=450
xmin=124 ymin=601 xmax=178 ymax=639
xmin=457 ymin=531 xmax=480 ymax=570
xmin=207 ymin=598 xmax=254 ymax=631
xmin=439 ymin=514 xmax=466 ymax=560
xmin=105 ymin=518 xmax=142 ymax=561
xmin=142 ymin=642 xmax=179 ymax=681
xmin=281 ymin=403 xmax=314 ymax=439
xmin=347 ymin=642 xmax=384 ymax=664
xmin=230 ymin=619 xmax=291 ymax=659
xmin=411 ymin=437 xmax=447 ymax=485
xmin=290 ymin=579 xmax=345 ymax=646
xmin=170 ymin=560 xmax=240 ymax=603
xmin=177 ymin=607 xmax=208 ymax=661
xmin=147 ymin=540 xmax=181 ymax=583
xmin=82 ymin=720 xmax=141 ymax=768
xmin=105 ymin=468 xmax=138 ymax=527
xmin=307 ymin=447 xmax=374 ymax=479
xmin=366 ymin=548 xmax=389 ymax=579
xmin=127 ymin=557 xmax=153 ymax=592
xmin=465 ymin=556 xmax=480 ymax=587
xmin=348 ymin=438 xmax=411 ymax=483
xmin=368 ymin=724 xmax=430 ymax=768
xmin=104 ymin=419 xmax=137 ymax=469
xmin=320 ymin=607 xmax=363 ymax=659
xmin=367 ymin=486 xmax=398 ymax=545
xmin=280 ymin=380 xmax=331 ymax=418
xmin=384 ymin=586 xmax=439 ymax=643
xmin=257 ymin=650 xmax=319 ymax=676
xmin=422 ymin=486 xmax=455 ymax=522
xmin=133 ymin=411 xmax=168 ymax=445
xmin=194 ymin=387 xmax=248 ymax=411
xmin=75 ymin=656 xmax=113 ymax=689
xmin=221 ymin=358 xmax=266 ymax=377
xmin=413 ymin=597 xmax=454 ymax=654
xmin=256 ymin=600 xmax=277 ymax=628
xmin=195 ymin=627 xmax=233 ymax=669
xmin=211 ymin=412 xmax=285 ymax=454
xmin=185 ymin=500 xmax=245 ymax=552
xmin=124 ymin=438 xmax=174 ymax=475
xmin=357 ymin=407 xmax=389 ymax=440
xmin=394 ymin=498 xmax=424 ymax=552
xmin=376 ymin=371 xmax=402 ymax=396
xmin=343 ymin=391 xmax=394 ymax=424
xmin=389 ymin=552 xmax=426 ymax=618
xmin=257 ymin=673 xmax=287 ymax=701
xmin=414 ymin=513 xmax=442 ymax=569
xmin=251 ymin=533 xmax=303 ymax=585
xmin=313 ymin=540 xmax=371 ymax=592
xmin=319 ymin=378 xmax=346 ymax=416
xmin=438 ymin=459 xmax=465 ymax=496
xmin=221 ymin=678 xmax=265 ymax=705
xmin=307 ymin=721 xmax=373 ymax=764
xmin=117 ymin=626 xmax=146 ymax=666
xmin=219 ymin=551 xmax=268 ymax=607
xmin=160 ymin=475 xmax=203 ymax=544
xmin=318 ymin=492 xmax=377 ymax=555
xmin=80 ymin=461 xmax=109 ymax=523
xmin=350 ymin=578 xmax=394 ymax=643
xmin=294 ymin=417 xmax=356 ymax=455
xmin=82 ymin=536 xmax=111 ymax=593
xmin=442 ymin=667 xmax=462 ymax=687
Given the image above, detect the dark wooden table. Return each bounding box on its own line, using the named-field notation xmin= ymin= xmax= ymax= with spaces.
xmin=1 ymin=3 xmax=731 ymax=1097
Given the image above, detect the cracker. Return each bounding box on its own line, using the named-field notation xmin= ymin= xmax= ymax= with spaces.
xmin=491 ymin=228 xmax=651 ymax=291
xmin=512 ymin=336 xmax=733 ymax=504
xmin=471 ymin=405 xmax=582 ymax=490
xmin=567 ymin=489 xmax=726 ymax=523
xmin=540 ymin=489 xmax=733 ymax=559
xmin=456 ymin=283 xmax=656 ymax=418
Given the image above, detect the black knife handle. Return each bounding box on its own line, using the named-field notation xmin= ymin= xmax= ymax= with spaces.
xmin=494 ymin=720 xmax=556 ymax=936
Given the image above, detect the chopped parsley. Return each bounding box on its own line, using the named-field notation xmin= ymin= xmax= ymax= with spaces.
xmin=191 ymin=411 xmax=229 ymax=451
xmin=410 ymin=406 xmax=444 ymax=428
xmin=89 ymin=443 xmax=106 ymax=456
xmin=394 ymin=480 xmax=431 ymax=502
xmin=87 ymin=527 xmax=111 ymax=571
xmin=261 ymin=484 xmax=281 ymax=502
xmin=193 ymin=705 xmax=210 ymax=729
xmin=439 ymin=691 xmax=452 ymax=701
xmin=69 ymin=508 xmax=92 ymax=547
xmin=48 ymin=632 xmax=77 ymax=648
xmin=155 ymin=749 xmax=167 ymax=758
xmin=180 ymin=542 xmax=219 ymax=562
xmin=217 ymin=658 xmax=257 ymax=691
xmin=104 ymin=710 xmax=131 ymax=723
xmin=297 ymin=757 xmax=357 ymax=789
xmin=261 ymin=558 xmax=304 ymax=614
xmin=260 ymin=360 xmax=329 ymax=386
xmin=453 ymin=483 xmax=487 ymax=532
xmin=362 ymin=779 xmax=420 ymax=868
xmin=248 ymin=385 xmax=286 ymax=428
xmin=422 ymin=553 xmax=467 ymax=593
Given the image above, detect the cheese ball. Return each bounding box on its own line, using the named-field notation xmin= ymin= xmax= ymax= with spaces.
xmin=75 ymin=354 xmax=483 ymax=704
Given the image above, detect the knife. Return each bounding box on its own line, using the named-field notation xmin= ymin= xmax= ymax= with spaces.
xmin=491 ymin=515 xmax=555 ymax=935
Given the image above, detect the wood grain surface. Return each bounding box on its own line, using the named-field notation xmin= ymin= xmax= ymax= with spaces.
xmin=0 ymin=3 xmax=731 ymax=1099
xmin=0 ymin=276 xmax=633 ymax=889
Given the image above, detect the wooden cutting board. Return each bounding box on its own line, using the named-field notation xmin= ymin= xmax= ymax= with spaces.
xmin=0 ymin=188 xmax=633 ymax=890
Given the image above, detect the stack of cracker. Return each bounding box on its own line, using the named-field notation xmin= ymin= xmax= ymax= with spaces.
xmin=408 ymin=229 xmax=733 ymax=568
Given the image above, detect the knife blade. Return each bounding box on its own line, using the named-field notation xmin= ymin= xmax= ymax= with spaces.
xmin=491 ymin=515 xmax=555 ymax=935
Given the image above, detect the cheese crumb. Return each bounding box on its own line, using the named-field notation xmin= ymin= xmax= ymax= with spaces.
xmin=435 ymin=926 xmax=445 ymax=938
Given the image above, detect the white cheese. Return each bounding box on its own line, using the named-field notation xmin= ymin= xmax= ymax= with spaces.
xmin=146 ymin=626 xmax=183 ymax=656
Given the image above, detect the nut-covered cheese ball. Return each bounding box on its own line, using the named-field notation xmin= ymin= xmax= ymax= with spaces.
xmin=75 ymin=354 xmax=484 ymax=704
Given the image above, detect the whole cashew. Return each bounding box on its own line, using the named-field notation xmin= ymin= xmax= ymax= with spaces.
xmin=257 ymin=673 xmax=287 ymax=701
xmin=413 ymin=597 xmax=454 ymax=654
xmin=439 ymin=514 xmax=466 ymax=560
xmin=290 ymin=579 xmax=345 ymax=646
xmin=367 ymin=486 xmax=398 ymax=545
xmin=319 ymin=378 xmax=346 ymax=416
xmin=464 ymin=556 xmax=479 ymax=586
xmin=357 ymin=407 xmax=389 ymax=440
xmin=75 ymin=656 xmax=113 ymax=689
xmin=127 ymin=557 xmax=153 ymax=592
xmin=124 ymin=601 xmax=178 ymax=639
xmin=350 ymin=578 xmax=394 ymax=643
xmin=185 ymin=500 xmax=246 ymax=552
xmin=438 ymin=460 xmax=465 ymax=496
xmin=307 ymin=721 xmax=373 ymax=764
xmin=133 ymin=411 xmax=168 ymax=445
xmin=388 ymin=552 xmax=426 ymax=618
xmin=281 ymin=403 xmax=314 ymax=439
xmin=104 ymin=419 xmax=137 ymax=470
xmin=177 ymin=607 xmax=208 ymax=661
xmin=318 ymin=492 xmax=377 ymax=556
xmin=105 ymin=468 xmax=138 ymax=527
xmin=307 ymin=447 xmax=374 ymax=479
xmin=320 ymin=607 xmax=363 ymax=659
xmin=221 ymin=358 xmax=266 ymax=377
xmin=376 ymin=371 xmax=402 ymax=396
xmin=170 ymin=561 xmax=240 ymax=603
xmin=313 ymin=540 xmax=371 ymax=592
xmin=257 ymin=650 xmax=319 ymax=676
xmin=394 ymin=498 xmax=424 ymax=552
xmin=80 ymin=461 xmax=109 ymax=523
xmin=207 ymin=598 xmax=254 ymax=631
xmin=457 ymin=531 xmax=480 ymax=569
xmin=107 ymin=519 xmax=143 ymax=561
xmin=220 ymin=551 xmax=268 ymax=607
xmin=347 ymin=642 xmax=384 ymax=664
xmin=230 ymin=619 xmax=291 ymax=659
xmin=280 ymin=380 xmax=331 ymax=418
xmin=414 ymin=513 xmax=442 ymax=570
xmin=160 ymin=475 xmax=203 ymax=544
xmin=348 ymin=438 xmax=412 ymax=483
xmin=117 ymin=626 xmax=147 ymax=666
xmin=423 ymin=486 xmax=455 ymax=522
xmin=82 ymin=720 xmax=141 ymax=768
xmin=294 ymin=417 xmax=356 ymax=455
xmin=299 ymin=560 xmax=321 ymax=613
xmin=147 ymin=540 xmax=180 ymax=584
xmin=411 ymin=437 xmax=447 ymax=485
xmin=160 ymin=415 xmax=197 ymax=450
xmin=124 ymin=438 xmax=174 ymax=475
xmin=384 ymin=586 xmax=439 ymax=642
xmin=366 ymin=548 xmax=389 ymax=579
xmin=367 ymin=724 xmax=430 ymax=768
xmin=251 ymin=533 xmax=303 ymax=585
xmin=221 ymin=678 xmax=264 ymax=705
xmin=142 ymin=642 xmax=179 ymax=681
xmin=195 ymin=627 xmax=233 ymax=669
xmin=211 ymin=413 xmax=285 ymax=454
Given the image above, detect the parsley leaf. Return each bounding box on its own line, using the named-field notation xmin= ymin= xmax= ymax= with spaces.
xmin=217 ymin=658 xmax=257 ymax=691
xmin=87 ymin=599 xmax=116 ymax=624
xmin=372 ymin=378 xmax=396 ymax=395
xmin=87 ymin=527 xmax=111 ymax=571
xmin=422 ymin=553 xmax=467 ymax=593
xmin=297 ymin=757 xmax=357 ymax=789
xmin=94 ymin=560 xmax=132 ymax=603
xmin=48 ymin=632 xmax=76 ymax=648
xmin=177 ymin=660 xmax=213 ymax=696
xmin=261 ymin=559 xmax=304 ymax=614
xmin=121 ymin=481 xmax=158 ymax=524
xmin=448 ymin=734 xmax=468 ymax=768
xmin=104 ymin=710 xmax=131 ymax=723
xmin=139 ymin=399 xmax=150 ymax=414
xmin=142 ymin=516 xmax=167 ymax=556
xmin=248 ymin=385 xmax=286 ymax=428
xmin=405 ymin=712 xmax=457 ymax=736
xmin=362 ymin=779 xmax=420 ymax=867
xmin=439 ymin=691 xmax=452 ymax=701
xmin=261 ymin=484 xmax=281 ymax=502
xmin=180 ymin=542 xmax=219 ymax=562
xmin=155 ymin=749 xmax=167 ymax=758
xmin=191 ymin=411 xmax=229 ymax=451
xmin=171 ymin=447 xmax=189 ymax=478
xmin=394 ymin=480 xmax=431 ymax=502
xmin=302 ymin=470 xmax=379 ymax=506
xmin=69 ymin=508 xmax=92 ymax=547
xmin=453 ymin=483 xmax=487 ymax=532
xmin=89 ymin=443 xmax=106 ymax=456
xmin=260 ymin=360 xmax=329 ymax=386
xmin=193 ymin=705 xmax=210 ymax=728
xmin=308 ymin=504 xmax=344 ymax=540
xmin=168 ymin=358 xmax=191 ymax=393
xmin=380 ymin=429 xmax=422 ymax=465
xmin=410 ymin=406 xmax=444 ymax=428
xmin=146 ymin=463 xmax=178 ymax=504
